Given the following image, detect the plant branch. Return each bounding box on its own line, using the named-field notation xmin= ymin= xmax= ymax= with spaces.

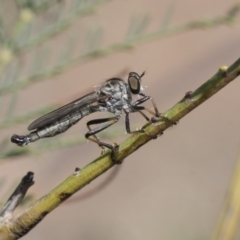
xmin=0 ymin=172 xmax=34 ymax=227
xmin=0 ymin=57 xmax=239 ymax=239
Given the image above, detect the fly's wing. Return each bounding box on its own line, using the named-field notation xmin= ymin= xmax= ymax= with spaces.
xmin=28 ymin=91 xmax=100 ymax=131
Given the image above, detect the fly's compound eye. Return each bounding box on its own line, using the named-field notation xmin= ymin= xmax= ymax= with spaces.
xmin=128 ymin=72 xmax=142 ymax=94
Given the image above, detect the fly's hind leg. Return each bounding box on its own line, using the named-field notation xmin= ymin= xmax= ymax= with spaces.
xmin=85 ymin=116 xmax=120 ymax=163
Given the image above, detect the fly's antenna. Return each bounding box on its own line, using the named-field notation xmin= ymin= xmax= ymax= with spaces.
xmin=140 ymin=71 xmax=145 ymax=78
xmin=140 ymin=71 xmax=147 ymax=91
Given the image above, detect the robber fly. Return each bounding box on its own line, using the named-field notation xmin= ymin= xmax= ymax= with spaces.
xmin=11 ymin=72 xmax=172 ymax=154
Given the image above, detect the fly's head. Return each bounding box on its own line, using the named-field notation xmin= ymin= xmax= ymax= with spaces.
xmin=128 ymin=72 xmax=145 ymax=95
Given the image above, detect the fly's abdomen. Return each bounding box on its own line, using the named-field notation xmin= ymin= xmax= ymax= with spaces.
xmin=11 ymin=109 xmax=89 ymax=146
xmin=38 ymin=110 xmax=83 ymax=137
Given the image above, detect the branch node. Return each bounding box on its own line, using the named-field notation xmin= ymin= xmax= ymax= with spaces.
xmin=73 ymin=167 xmax=81 ymax=176
xmin=219 ymin=65 xmax=228 ymax=77
xmin=0 ymin=172 xmax=34 ymax=225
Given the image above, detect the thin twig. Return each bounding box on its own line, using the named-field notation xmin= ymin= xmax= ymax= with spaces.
xmin=0 ymin=57 xmax=239 ymax=239
xmin=0 ymin=172 xmax=34 ymax=226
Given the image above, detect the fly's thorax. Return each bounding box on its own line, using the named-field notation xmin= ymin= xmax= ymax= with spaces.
xmin=97 ymin=78 xmax=133 ymax=112
xmin=99 ymin=79 xmax=131 ymax=99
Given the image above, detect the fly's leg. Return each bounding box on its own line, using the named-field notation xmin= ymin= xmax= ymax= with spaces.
xmin=85 ymin=116 xmax=120 ymax=163
xmin=137 ymin=92 xmax=177 ymax=125
xmin=137 ymin=110 xmax=151 ymax=122
xmin=124 ymin=111 xmax=158 ymax=140
xmin=137 ymin=110 xmax=162 ymax=139
xmin=124 ymin=109 xmax=151 ymax=132
xmin=132 ymin=92 xmax=174 ymax=124
xmin=86 ymin=123 xmax=104 ymax=152
xmin=130 ymin=94 xmax=163 ymax=124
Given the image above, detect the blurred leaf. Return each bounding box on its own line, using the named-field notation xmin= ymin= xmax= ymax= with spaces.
xmin=17 ymin=0 xmax=64 ymax=14
xmin=160 ymin=2 xmax=175 ymax=30
xmin=0 ymin=105 xmax=57 ymax=130
xmin=19 ymin=194 xmax=35 ymax=206
xmin=30 ymin=45 xmax=51 ymax=75
xmin=0 ymin=138 xmax=9 ymax=153
xmin=226 ymin=3 xmax=240 ymax=19
xmin=56 ymin=33 xmax=77 ymax=66
xmin=81 ymin=27 xmax=104 ymax=54
xmin=0 ymin=148 xmax=30 ymax=159
xmin=211 ymin=153 xmax=240 ymax=240
xmin=0 ymin=60 xmax=18 ymax=89
xmin=126 ymin=13 xmax=151 ymax=39
xmin=14 ymin=0 xmax=106 ymax=53
xmin=0 ymin=1 xmax=6 ymax=45
xmin=5 ymin=92 xmax=18 ymax=118
xmin=0 ymin=176 xmax=6 ymax=192
xmin=14 ymin=19 xmax=32 ymax=49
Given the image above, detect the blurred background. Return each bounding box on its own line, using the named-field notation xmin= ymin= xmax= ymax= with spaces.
xmin=0 ymin=0 xmax=240 ymax=239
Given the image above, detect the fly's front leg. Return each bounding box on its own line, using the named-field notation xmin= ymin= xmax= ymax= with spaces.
xmin=85 ymin=116 xmax=120 ymax=162
xmin=132 ymin=93 xmax=158 ymax=121
xmin=132 ymin=94 xmax=150 ymax=107
xmin=137 ymin=92 xmax=176 ymax=125
xmin=137 ymin=92 xmax=160 ymax=118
